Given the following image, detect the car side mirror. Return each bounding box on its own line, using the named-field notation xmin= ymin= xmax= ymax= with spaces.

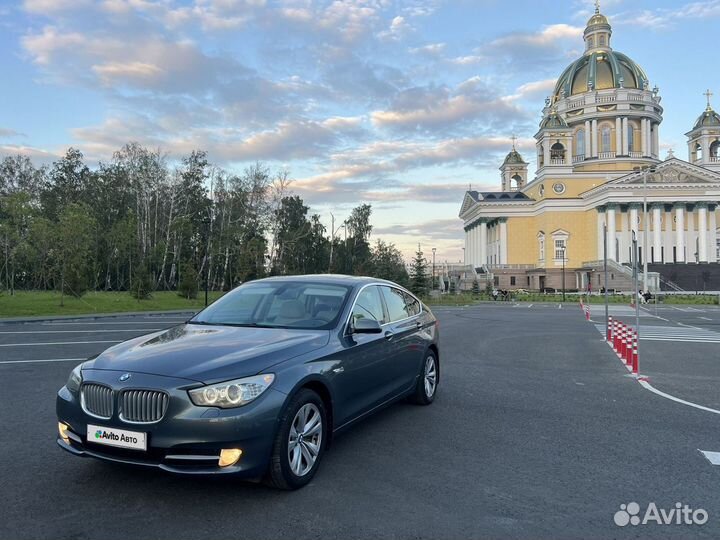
xmin=352 ymin=318 xmax=382 ymax=334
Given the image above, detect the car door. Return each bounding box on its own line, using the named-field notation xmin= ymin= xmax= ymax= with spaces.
xmin=379 ymin=286 xmax=424 ymax=395
xmin=332 ymin=285 xmax=394 ymax=426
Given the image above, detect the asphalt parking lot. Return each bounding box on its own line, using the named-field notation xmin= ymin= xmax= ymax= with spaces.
xmin=2 ymin=305 xmax=720 ymax=539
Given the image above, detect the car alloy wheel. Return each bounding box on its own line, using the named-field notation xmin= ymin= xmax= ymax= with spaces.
xmin=287 ymin=403 xmax=323 ymax=477
xmin=424 ymin=356 xmax=437 ymax=398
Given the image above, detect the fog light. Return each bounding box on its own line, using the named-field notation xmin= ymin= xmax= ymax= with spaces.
xmin=218 ymin=448 xmax=242 ymax=467
xmin=58 ymin=422 xmax=70 ymax=444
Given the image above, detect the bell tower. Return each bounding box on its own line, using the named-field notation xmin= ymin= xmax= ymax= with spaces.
xmin=686 ymin=90 xmax=720 ymax=172
xmin=500 ymin=136 xmax=528 ymax=191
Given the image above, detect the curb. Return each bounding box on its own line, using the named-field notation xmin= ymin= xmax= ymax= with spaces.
xmin=0 ymin=309 xmax=198 ymax=325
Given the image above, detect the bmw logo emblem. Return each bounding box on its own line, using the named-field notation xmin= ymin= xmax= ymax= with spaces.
xmin=119 ymin=373 xmax=131 ymax=382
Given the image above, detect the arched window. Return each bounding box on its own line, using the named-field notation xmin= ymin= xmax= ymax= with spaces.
xmin=627 ymin=124 xmax=635 ymax=152
xmin=709 ymin=140 xmax=718 ymax=159
xmin=538 ymin=145 xmax=544 ymax=166
xmin=601 ymin=125 xmax=611 ymax=153
xmin=550 ymin=142 xmax=565 ymax=162
xmin=575 ymin=130 xmax=585 ymax=157
xmin=510 ymin=174 xmax=522 ymax=191
xmin=696 ymin=142 xmax=703 ymax=162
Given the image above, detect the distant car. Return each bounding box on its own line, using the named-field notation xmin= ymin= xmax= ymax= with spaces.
xmin=57 ymin=275 xmax=440 ymax=489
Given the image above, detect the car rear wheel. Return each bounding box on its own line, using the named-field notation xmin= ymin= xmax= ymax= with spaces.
xmin=410 ymin=350 xmax=438 ymax=405
xmin=267 ymin=388 xmax=327 ymax=490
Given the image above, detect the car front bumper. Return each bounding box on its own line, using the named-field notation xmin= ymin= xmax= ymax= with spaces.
xmin=56 ymin=370 xmax=287 ymax=477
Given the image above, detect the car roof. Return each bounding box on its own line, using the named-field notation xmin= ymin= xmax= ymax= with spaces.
xmin=249 ymin=274 xmax=397 ymax=287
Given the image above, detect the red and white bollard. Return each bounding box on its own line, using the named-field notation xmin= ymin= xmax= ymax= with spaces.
xmin=621 ymin=325 xmax=628 ymax=362
xmin=584 ymin=304 xmax=590 ymax=321
xmin=632 ymin=332 xmax=639 ymax=375
xmin=624 ymin=327 xmax=633 ymax=365
xmin=607 ymin=316 xmax=613 ymax=342
xmin=613 ymin=320 xmax=620 ymax=352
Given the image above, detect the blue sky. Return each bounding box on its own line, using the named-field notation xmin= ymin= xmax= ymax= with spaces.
xmin=1 ymin=0 xmax=719 ymax=262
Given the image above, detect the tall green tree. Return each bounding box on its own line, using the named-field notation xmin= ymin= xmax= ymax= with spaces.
xmin=409 ymin=245 xmax=429 ymax=297
xmin=370 ymin=240 xmax=408 ymax=286
xmin=55 ymin=203 xmax=96 ymax=302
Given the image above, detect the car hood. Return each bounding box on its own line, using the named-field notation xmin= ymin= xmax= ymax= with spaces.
xmin=85 ymin=323 xmax=330 ymax=383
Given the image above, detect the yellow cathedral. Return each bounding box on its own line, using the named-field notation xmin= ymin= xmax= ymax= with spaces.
xmin=459 ymin=5 xmax=720 ymax=293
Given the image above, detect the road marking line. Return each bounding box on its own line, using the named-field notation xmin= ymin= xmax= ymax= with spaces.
xmin=699 ymin=450 xmax=720 ymax=465
xmin=0 ymin=340 xmax=121 ymax=347
xmin=699 ymin=317 xmax=712 ymax=321
xmin=637 ymin=380 xmax=720 ymax=415
xmin=0 ymin=357 xmax=84 ymax=365
xmin=528 ymin=304 xmax=533 ymax=308
xmin=0 ymin=329 xmax=159 ymax=334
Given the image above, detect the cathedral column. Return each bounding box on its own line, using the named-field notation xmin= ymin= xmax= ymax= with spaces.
xmin=619 ymin=206 xmax=629 ymax=263
xmin=621 ymin=117 xmax=629 ymax=155
xmin=584 ymin=121 xmax=591 ymax=157
xmin=543 ymin=142 xmax=551 ymax=168
xmin=615 ymin=117 xmax=622 ymax=155
xmin=463 ymin=226 xmax=470 ymax=264
xmin=652 ymin=123 xmax=659 ymax=158
xmin=591 ymin=119 xmax=598 ymax=158
xmin=629 ymin=204 xmax=639 ymax=261
xmin=499 ymin=219 xmax=508 ymax=265
xmin=606 ymin=204 xmax=616 ymax=261
xmin=709 ymin=207 xmax=718 ymax=263
xmin=640 ymin=118 xmax=648 ymax=156
xmin=652 ymin=204 xmax=663 ymax=262
xmin=674 ymin=204 xmax=685 ymax=262
xmin=467 ymin=226 xmax=474 ymax=267
xmin=479 ymin=220 xmax=488 ymax=267
xmin=698 ymin=203 xmax=708 ymax=262
xmin=687 ymin=208 xmax=695 ymax=261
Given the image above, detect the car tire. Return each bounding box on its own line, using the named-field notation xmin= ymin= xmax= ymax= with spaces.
xmin=409 ymin=350 xmax=438 ymax=405
xmin=267 ymin=388 xmax=327 ymax=490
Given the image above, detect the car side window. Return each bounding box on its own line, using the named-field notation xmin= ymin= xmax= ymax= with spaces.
xmin=403 ymin=292 xmax=421 ymax=316
xmin=351 ymin=286 xmax=386 ymax=325
xmin=381 ymin=286 xmax=410 ymax=322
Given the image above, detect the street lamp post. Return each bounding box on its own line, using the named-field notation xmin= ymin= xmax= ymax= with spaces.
xmin=634 ymin=165 xmax=656 ymax=293
xmin=432 ymin=248 xmax=436 ymax=291
xmin=561 ymin=245 xmax=566 ymax=302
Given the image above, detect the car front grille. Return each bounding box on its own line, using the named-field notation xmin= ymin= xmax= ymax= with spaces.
xmin=81 ymin=383 xmax=114 ymax=419
xmin=120 ymin=390 xmax=169 ymax=423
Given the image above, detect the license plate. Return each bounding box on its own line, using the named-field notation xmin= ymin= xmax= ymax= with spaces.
xmin=87 ymin=424 xmax=147 ymax=451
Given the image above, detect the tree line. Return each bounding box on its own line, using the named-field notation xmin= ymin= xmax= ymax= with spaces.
xmin=0 ymin=143 xmax=412 ymax=299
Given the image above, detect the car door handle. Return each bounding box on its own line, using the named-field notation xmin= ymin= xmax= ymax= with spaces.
xmin=384 ymin=331 xmax=394 ymax=341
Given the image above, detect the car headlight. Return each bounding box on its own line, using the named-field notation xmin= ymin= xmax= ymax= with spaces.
xmin=188 ymin=374 xmax=275 ymax=409
xmin=66 ymin=363 xmax=83 ymax=393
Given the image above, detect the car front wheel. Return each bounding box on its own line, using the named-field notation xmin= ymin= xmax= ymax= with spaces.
xmin=267 ymin=388 xmax=327 ymax=490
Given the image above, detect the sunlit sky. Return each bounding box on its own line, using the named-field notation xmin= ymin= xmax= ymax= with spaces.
xmin=2 ymin=0 xmax=720 ymax=262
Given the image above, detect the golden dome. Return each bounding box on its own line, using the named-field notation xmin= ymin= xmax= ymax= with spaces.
xmin=587 ymin=12 xmax=609 ymax=26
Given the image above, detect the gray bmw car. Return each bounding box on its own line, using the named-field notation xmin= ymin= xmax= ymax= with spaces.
xmin=57 ymin=275 xmax=440 ymax=489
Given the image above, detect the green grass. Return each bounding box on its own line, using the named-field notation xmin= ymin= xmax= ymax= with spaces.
xmin=0 ymin=290 xmax=226 ymax=318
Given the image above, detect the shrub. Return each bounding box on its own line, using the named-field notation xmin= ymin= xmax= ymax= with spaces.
xmin=130 ymin=265 xmax=153 ymax=300
xmin=178 ymin=263 xmax=199 ymax=300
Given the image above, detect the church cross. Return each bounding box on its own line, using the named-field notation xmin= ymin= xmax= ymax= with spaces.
xmin=704 ymin=89 xmax=713 ymax=109
xmin=511 ymin=134 xmax=517 ymax=150
xmin=594 ymin=0 xmax=600 ymax=14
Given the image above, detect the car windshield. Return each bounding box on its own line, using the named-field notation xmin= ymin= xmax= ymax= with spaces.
xmin=190 ymin=281 xmax=351 ymax=330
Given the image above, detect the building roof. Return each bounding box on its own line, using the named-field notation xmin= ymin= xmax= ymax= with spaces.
xmin=693 ymin=106 xmax=720 ymax=129
xmin=468 ymin=190 xmax=532 ymax=202
xmin=539 ymin=111 xmax=568 ymax=129
xmin=552 ymin=8 xmax=648 ymax=101
xmin=502 ymin=148 xmax=527 ymax=165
